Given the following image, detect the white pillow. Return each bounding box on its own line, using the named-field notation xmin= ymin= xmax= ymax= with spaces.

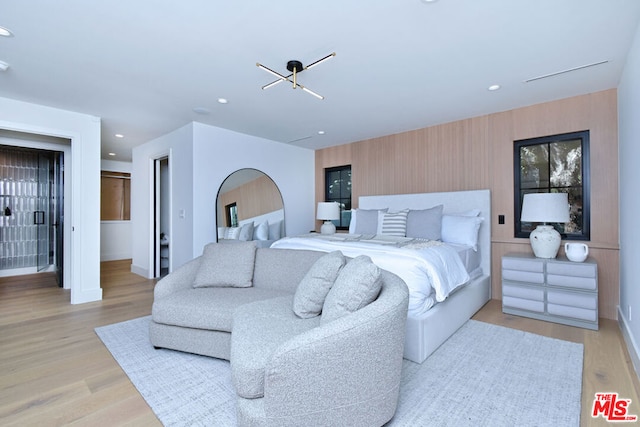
xmin=224 ymin=226 xmax=241 ymax=240
xmin=441 ymin=215 xmax=483 ymax=250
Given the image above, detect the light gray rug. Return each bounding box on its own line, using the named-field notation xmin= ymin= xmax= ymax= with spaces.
xmin=95 ymin=317 xmax=583 ymax=426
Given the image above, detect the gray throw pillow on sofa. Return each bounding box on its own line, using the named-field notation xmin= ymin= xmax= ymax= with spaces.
xmin=193 ymin=241 xmax=257 ymax=288
xmin=321 ymin=255 xmax=382 ymax=324
xmin=293 ymin=251 xmax=346 ymax=319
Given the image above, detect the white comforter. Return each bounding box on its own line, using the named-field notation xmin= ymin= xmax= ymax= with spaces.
xmin=270 ymin=234 xmax=470 ymax=315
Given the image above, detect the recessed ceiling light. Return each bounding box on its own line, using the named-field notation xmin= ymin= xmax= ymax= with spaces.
xmin=420 ymin=0 xmax=438 ymax=3
xmin=108 ymin=152 xmax=116 ymax=156
xmin=0 ymin=61 xmax=9 ymax=72
xmin=115 ymin=133 xmax=124 ymax=138
xmin=193 ymin=107 xmax=211 ymax=114
xmin=318 ymin=130 xmax=325 ymax=135
xmin=217 ymin=98 xmax=228 ymax=104
xmin=488 ymin=84 xmax=501 ymax=91
xmin=0 ymin=26 xmax=12 ymax=37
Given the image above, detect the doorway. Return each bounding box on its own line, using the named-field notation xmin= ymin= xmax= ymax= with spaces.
xmin=153 ymin=156 xmax=170 ymax=278
xmin=0 ymin=145 xmax=64 ymax=285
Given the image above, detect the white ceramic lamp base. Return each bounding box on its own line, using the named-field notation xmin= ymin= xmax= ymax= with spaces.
xmin=529 ymin=225 xmax=561 ymax=258
xmin=320 ymin=221 xmax=336 ymax=235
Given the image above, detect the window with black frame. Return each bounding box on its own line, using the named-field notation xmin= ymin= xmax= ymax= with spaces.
xmin=514 ymin=130 xmax=590 ymax=240
xmin=325 ymin=165 xmax=352 ymax=230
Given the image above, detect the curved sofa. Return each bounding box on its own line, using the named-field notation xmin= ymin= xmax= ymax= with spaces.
xmin=150 ymin=242 xmax=409 ymax=427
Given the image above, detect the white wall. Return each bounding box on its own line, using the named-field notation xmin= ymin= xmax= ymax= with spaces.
xmin=100 ymin=159 xmax=132 ymax=261
xmin=618 ymin=20 xmax=640 ymax=375
xmin=130 ymin=122 xmax=315 ymax=278
xmin=191 ymin=122 xmax=315 ymax=256
xmin=131 ymin=123 xmax=193 ymax=277
xmin=0 ymin=97 xmax=102 ymax=304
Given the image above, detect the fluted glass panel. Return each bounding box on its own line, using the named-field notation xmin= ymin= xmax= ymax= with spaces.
xmin=0 ymin=147 xmax=40 ymax=269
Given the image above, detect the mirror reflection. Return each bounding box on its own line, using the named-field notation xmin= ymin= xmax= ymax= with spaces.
xmin=216 ymin=169 xmax=284 ymax=247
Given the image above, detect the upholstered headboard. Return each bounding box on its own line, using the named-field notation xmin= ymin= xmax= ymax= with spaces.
xmin=359 ymin=189 xmax=491 ymax=276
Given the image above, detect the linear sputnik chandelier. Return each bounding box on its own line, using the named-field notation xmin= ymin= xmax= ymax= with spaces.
xmin=256 ymin=52 xmax=336 ymax=100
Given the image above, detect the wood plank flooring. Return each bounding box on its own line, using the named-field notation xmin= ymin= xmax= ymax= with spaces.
xmin=1 ymin=260 xmax=638 ymax=426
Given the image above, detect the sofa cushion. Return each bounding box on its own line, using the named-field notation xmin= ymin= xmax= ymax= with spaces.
xmin=152 ymin=287 xmax=289 ymax=331
xmin=193 ymin=241 xmax=257 ymax=288
xmin=321 ymin=255 xmax=382 ymax=324
xmin=231 ymin=296 xmax=320 ymax=399
xmin=293 ymin=251 xmax=346 ymax=319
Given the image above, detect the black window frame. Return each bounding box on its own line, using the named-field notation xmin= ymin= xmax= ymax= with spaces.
xmin=514 ymin=130 xmax=590 ymax=241
xmin=324 ymin=165 xmax=352 ymax=230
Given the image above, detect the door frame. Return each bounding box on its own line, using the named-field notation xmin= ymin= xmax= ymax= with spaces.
xmin=148 ymin=150 xmax=172 ymax=278
xmin=0 ymin=137 xmax=71 ymax=286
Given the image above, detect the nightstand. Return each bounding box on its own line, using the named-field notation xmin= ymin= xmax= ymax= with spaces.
xmin=501 ymin=253 xmax=598 ymax=330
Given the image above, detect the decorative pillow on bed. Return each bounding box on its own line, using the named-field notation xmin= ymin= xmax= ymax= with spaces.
xmin=350 ymin=208 xmax=388 ymax=234
xmin=224 ymin=226 xmax=241 ymax=240
xmin=321 ymin=255 xmax=382 ymax=324
xmin=253 ymin=221 xmax=269 ymax=241
xmin=377 ymin=210 xmax=408 ymax=236
xmin=238 ymin=222 xmax=254 ymax=241
xmin=193 ymin=241 xmax=257 ymax=288
xmin=441 ymin=215 xmax=483 ymax=250
xmin=268 ymin=220 xmax=283 ymax=240
xmin=406 ymin=204 xmax=443 ymax=240
xmin=293 ymin=251 xmax=346 ymax=319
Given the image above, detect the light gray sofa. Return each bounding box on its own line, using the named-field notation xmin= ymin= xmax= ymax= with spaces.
xmin=150 ymin=242 xmax=409 ymax=427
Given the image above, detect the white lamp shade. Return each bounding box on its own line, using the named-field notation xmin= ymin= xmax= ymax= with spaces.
xmin=521 ymin=192 xmax=569 ymax=259
xmin=316 ymin=202 xmax=340 ymax=220
xmin=520 ymin=193 xmax=570 ymax=223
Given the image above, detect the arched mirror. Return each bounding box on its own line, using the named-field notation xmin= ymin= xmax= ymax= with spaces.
xmin=216 ymin=169 xmax=285 ymax=247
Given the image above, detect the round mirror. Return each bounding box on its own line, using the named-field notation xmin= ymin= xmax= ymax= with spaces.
xmin=216 ymin=169 xmax=284 ymax=246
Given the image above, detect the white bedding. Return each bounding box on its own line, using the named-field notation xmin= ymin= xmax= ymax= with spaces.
xmin=270 ymin=234 xmax=471 ymax=316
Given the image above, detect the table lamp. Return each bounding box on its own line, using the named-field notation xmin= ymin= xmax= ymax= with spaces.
xmin=520 ymin=193 xmax=570 ymax=258
xmin=317 ymin=202 xmax=340 ymax=234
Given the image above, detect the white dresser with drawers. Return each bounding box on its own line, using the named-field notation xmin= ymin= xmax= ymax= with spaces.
xmin=501 ymin=252 xmax=598 ymax=330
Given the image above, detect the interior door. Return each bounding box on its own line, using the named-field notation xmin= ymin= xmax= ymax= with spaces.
xmin=36 ymin=153 xmax=50 ymax=272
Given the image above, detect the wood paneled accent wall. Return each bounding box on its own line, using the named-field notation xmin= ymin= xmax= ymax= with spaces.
xmin=217 ymin=174 xmax=282 ymax=225
xmin=315 ymin=89 xmax=619 ymax=320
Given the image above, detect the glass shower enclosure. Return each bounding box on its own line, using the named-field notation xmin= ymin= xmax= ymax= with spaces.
xmin=0 ymin=145 xmax=62 ymax=282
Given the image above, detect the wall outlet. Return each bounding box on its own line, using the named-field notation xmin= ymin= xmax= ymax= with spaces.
xmin=498 ymin=214 xmax=505 ymax=225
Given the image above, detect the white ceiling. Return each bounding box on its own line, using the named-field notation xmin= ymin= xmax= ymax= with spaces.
xmin=1 ymin=1 xmax=639 ymax=161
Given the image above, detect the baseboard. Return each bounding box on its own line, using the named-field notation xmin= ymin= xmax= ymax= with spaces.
xmin=130 ymin=263 xmax=150 ymax=279
xmin=618 ymin=305 xmax=640 ymax=384
xmin=101 ymin=252 xmax=133 ymax=262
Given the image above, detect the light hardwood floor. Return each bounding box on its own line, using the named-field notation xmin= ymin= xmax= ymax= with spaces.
xmin=1 ymin=260 xmax=638 ymax=426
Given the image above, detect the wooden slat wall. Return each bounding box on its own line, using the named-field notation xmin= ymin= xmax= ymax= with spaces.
xmin=217 ymin=175 xmax=283 ymax=226
xmin=315 ymin=89 xmax=619 ymax=320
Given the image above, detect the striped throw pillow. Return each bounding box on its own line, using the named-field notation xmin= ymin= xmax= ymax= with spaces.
xmin=378 ymin=210 xmax=408 ymax=236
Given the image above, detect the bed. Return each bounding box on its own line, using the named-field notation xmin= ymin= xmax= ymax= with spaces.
xmin=271 ymin=189 xmax=491 ymax=363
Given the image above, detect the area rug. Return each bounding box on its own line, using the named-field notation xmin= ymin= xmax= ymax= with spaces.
xmin=95 ymin=317 xmax=583 ymax=426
